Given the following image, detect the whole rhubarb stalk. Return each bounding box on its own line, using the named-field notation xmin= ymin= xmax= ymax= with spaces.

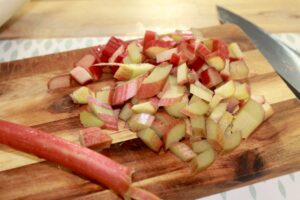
xmin=0 ymin=120 xmax=132 ymax=196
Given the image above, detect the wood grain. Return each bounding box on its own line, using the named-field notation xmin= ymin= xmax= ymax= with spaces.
xmin=0 ymin=0 xmax=299 ymax=39
xmin=0 ymin=24 xmax=299 ymax=200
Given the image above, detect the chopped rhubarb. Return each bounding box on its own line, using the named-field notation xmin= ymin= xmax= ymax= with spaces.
xmin=96 ymin=87 xmax=113 ymax=105
xmin=47 ymin=74 xmax=72 ymax=90
xmin=138 ymin=128 xmax=163 ymax=152
xmin=75 ymin=54 xmax=96 ymax=69
xmin=143 ymin=30 xmax=157 ymax=51
xmin=70 ymin=66 xmax=93 ymax=85
xmin=197 ymin=43 xmax=211 ymax=59
xmin=119 ymin=103 xmax=133 ymax=121
xmin=70 ymin=86 xmax=94 ymax=104
xmin=156 ymin=48 xmax=178 ymax=63
xmin=128 ymin=113 xmax=155 ymax=131
xmin=127 ymin=41 xmax=142 ymax=63
xmin=170 ymin=53 xmax=181 ymax=66
xmin=79 ymin=127 xmax=112 ymax=149
xmin=100 ymin=37 xmax=126 ymax=62
xmin=199 ymin=67 xmax=223 ymax=88
xmin=108 ymin=45 xmax=126 ymax=63
xmin=170 ymin=142 xmax=196 ymax=162
xmin=188 ymin=56 xmax=205 ymax=71
xmin=79 ymin=111 xmax=104 ymax=128
xmin=0 ymin=120 xmax=132 ymax=196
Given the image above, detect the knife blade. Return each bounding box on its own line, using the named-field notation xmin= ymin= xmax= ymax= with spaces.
xmin=216 ymin=6 xmax=300 ymax=99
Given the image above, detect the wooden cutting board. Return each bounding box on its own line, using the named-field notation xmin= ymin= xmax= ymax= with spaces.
xmin=0 ymin=24 xmax=299 ymax=200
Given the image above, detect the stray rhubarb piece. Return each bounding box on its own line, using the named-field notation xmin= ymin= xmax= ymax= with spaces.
xmin=190 ymin=83 xmax=213 ymax=102
xmin=222 ymin=131 xmax=242 ymax=153
xmin=138 ymin=128 xmax=163 ymax=152
xmin=119 ymin=103 xmax=133 ymax=121
xmin=47 ymin=74 xmax=72 ymax=90
xmin=156 ymin=48 xmax=178 ymax=63
xmin=132 ymin=101 xmax=158 ymax=114
xmin=205 ymin=53 xmax=225 ymax=71
xmin=233 ymin=82 xmax=250 ymax=100
xmin=229 ymin=60 xmax=249 ymax=80
xmin=199 ymin=67 xmax=223 ymax=88
xmin=214 ymin=80 xmax=235 ymax=98
xmin=113 ymin=63 xmax=154 ymax=81
xmin=137 ymin=64 xmax=172 ymax=99
xmin=80 ymin=111 xmax=104 ymax=128
xmin=262 ymin=102 xmax=274 ymax=120
xmin=164 ymin=95 xmax=188 ymax=118
xmin=191 ymin=148 xmax=215 ymax=172
xmin=113 ymin=75 xmax=145 ymax=105
xmin=163 ymin=119 xmax=186 ymax=150
xmin=170 ymin=142 xmax=196 ymax=162
xmin=251 ymin=95 xmax=266 ymax=104
xmin=206 ymin=118 xmax=224 ymax=151
xmin=145 ymin=46 xmax=168 ymax=59
xmin=192 ymin=140 xmax=212 ymax=154
xmin=70 ymin=86 xmax=94 ymax=104
xmin=190 ymin=116 xmax=206 ymax=138
xmin=218 ymin=112 xmax=233 ymax=133
xmin=209 ymin=94 xmax=224 ymax=111
xmin=127 ymin=187 xmax=161 ymax=200
xmin=128 ymin=113 xmax=155 ymax=131
xmin=232 ymin=99 xmax=265 ymax=138
xmin=181 ymin=99 xmax=209 ymax=117
xmin=96 ymin=88 xmax=113 ymax=105
xmin=127 ymin=41 xmax=142 ymax=63
xmin=228 ymin=42 xmax=244 ymax=59
xmin=177 ymin=63 xmax=189 ymax=85
xmin=209 ymin=103 xmax=227 ymax=122
xmin=79 ymin=127 xmax=112 ymax=149
xmin=88 ymin=97 xmax=118 ymax=130
xmin=0 ymin=120 xmax=132 ymax=196
xmin=70 ymin=66 xmax=93 ymax=85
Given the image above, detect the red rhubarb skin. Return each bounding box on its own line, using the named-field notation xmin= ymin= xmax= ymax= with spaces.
xmin=137 ymin=77 xmax=168 ymax=99
xmin=0 ymin=120 xmax=132 ymax=195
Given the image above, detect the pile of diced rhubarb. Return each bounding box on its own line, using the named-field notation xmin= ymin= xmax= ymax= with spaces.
xmin=48 ymin=30 xmax=274 ymax=172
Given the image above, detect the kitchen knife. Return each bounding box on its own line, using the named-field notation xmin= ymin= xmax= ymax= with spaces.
xmin=216 ymin=6 xmax=300 ymax=99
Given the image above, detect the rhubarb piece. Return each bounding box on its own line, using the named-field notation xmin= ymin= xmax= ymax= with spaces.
xmin=143 ymin=30 xmax=157 ymax=51
xmin=169 ymin=142 xmax=196 ymax=162
xmin=164 ymin=95 xmax=188 ymax=118
xmin=197 ymin=43 xmax=211 ymax=59
xmin=178 ymin=42 xmax=195 ymax=62
xmin=214 ymin=80 xmax=235 ymax=98
xmin=229 ymin=60 xmax=249 ymax=80
xmin=232 ymin=99 xmax=265 ymax=138
xmin=137 ymin=64 xmax=172 ymax=99
xmin=209 ymin=103 xmax=227 ymax=122
xmin=127 ymin=41 xmax=142 ymax=63
xmin=137 ymin=128 xmax=163 ymax=152
xmin=220 ymin=59 xmax=230 ymax=81
xmin=205 ymin=53 xmax=225 ymax=71
xmin=88 ymin=97 xmax=118 ymax=130
xmin=145 ymin=46 xmax=168 ymax=59
xmin=163 ymin=120 xmax=186 ymax=149
xmin=185 ymin=118 xmax=193 ymax=137
xmin=119 ymin=103 xmax=133 ymax=121
xmin=177 ymin=63 xmax=189 ymax=85
xmin=170 ymin=53 xmax=181 ymax=66
xmin=233 ymin=82 xmax=250 ymax=100
xmin=218 ymin=112 xmax=233 ymax=133
xmin=101 ymin=37 xmax=126 ymax=62
xmin=199 ymin=67 xmax=223 ymax=88
xmin=113 ymin=75 xmax=145 ymax=105
xmin=262 ymin=102 xmax=274 ymax=120
xmin=190 ymin=83 xmax=213 ymax=102
xmin=96 ymin=87 xmax=113 ymax=105
xmin=70 ymin=86 xmax=94 ymax=104
xmin=191 ymin=148 xmax=215 ymax=172
xmin=156 ymin=48 xmax=177 ymax=63
xmin=209 ymin=94 xmax=224 ymax=111
xmin=181 ymin=99 xmax=209 ymax=117
xmin=187 ymin=69 xmax=198 ymax=84
xmin=80 ymin=111 xmax=104 ymax=128
xmin=89 ymin=65 xmax=103 ymax=80
xmin=212 ymin=39 xmax=229 ymax=59
xmin=192 ymin=140 xmax=212 ymax=154
xmin=128 ymin=113 xmax=155 ymax=131
xmin=70 ymin=66 xmax=93 ymax=85
xmin=157 ymin=75 xmax=177 ymax=98
xmin=113 ymin=63 xmax=154 ymax=81
xmin=228 ymin=42 xmax=244 ymax=59
xmin=127 ymin=187 xmax=161 ymax=200
xmin=79 ymin=127 xmax=112 ymax=149
xmin=206 ymin=118 xmax=224 ymax=150
xmin=132 ymin=101 xmax=158 ymax=114
xmin=123 ymin=55 xmax=134 ymax=64
xmin=222 ymin=131 xmax=242 ymax=153
xmin=190 ymin=116 xmax=206 ymax=137
xmin=222 ymin=97 xmax=240 ymax=113
xmin=108 ymin=45 xmax=126 ymax=63
xmin=47 ymin=74 xmax=72 ymax=90
xmin=158 ymin=85 xmax=186 ymax=106
xmin=0 ymin=120 xmax=132 ymax=196
xmin=76 ymin=54 xmax=96 ymax=68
